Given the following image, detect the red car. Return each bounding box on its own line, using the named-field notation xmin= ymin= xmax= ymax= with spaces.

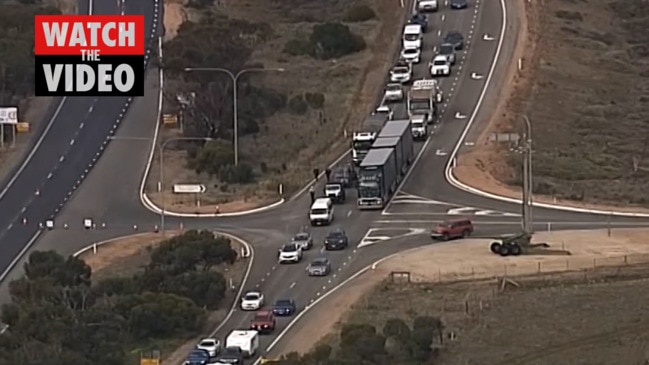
xmin=431 ymin=218 xmax=473 ymax=240
xmin=250 ymin=310 xmax=276 ymax=334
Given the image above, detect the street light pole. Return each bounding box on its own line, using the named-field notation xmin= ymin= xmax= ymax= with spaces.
xmin=183 ymin=67 xmax=285 ymax=165
xmin=109 ymin=136 xmax=211 ymax=233
xmin=520 ymin=115 xmax=533 ymax=234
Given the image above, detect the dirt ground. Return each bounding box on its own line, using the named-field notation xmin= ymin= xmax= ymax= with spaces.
xmin=455 ymin=0 xmax=649 ymax=212
xmin=151 ymin=0 xmax=406 ymax=213
xmin=272 ymin=228 xmax=649 ymax=360
xmin=78 ymin=231 xmax=250 ymax=363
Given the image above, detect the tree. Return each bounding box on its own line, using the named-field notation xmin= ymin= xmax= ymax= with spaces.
xmin=339 ymin=323 xmax=386 ymax=363
xmin=23 ymin=251 xmax=91 ymax=287
xmin=190 ymin=140 xmax=235 ymax=176
xmin=159 ymin=271 xmax=226 ymax=309
xmin=148 ymin=230 xmax=236 ymax=273
xmin=309 ymin=23 xmax=366 ymax=60
xmin=117 ymin=292 xmax=204 ymax=339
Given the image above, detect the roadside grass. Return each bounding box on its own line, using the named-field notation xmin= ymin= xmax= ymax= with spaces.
xmin=490 ymin=0 xmax=649 ymax=206
xmin=150 ymin=0 xmax=405 ymax=211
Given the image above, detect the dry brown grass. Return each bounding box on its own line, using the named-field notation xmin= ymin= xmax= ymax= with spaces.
xmin=456 ymin=0 xmax=649 ymax=211
xmin=149 ymin=0 xmax=406 ymax=212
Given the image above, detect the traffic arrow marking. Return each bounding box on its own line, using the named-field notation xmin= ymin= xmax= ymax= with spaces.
xmin=435 ymin=149 xmax=448 ymax=156
xmin=483 ymin=34 xmax=495 ymax=41
xmin=471 ymin=72 xmax=484 ymax=80
xmin=455 ymin=112 xmax=467 ymax=119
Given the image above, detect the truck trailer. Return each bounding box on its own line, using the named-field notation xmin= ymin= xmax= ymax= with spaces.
xmin=357 ymin=148 xmax=398 ymax=209
xmin=352 ymin=113 xmax=390 ymax=164
xmin=376 ymin=119 xmax=414 ymax=176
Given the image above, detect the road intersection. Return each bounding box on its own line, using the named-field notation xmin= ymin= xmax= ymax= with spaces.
xmin=0 ymin=0 xmax=647 ymax=362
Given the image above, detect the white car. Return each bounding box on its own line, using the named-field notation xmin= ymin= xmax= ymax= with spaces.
xmin=196 ymin=338 xmax=221 ymax=357
xmin=278 ymin=243 xmax=303 ymax=264
xmin=375 ymin=104 xmax=394 ymax=120
xmin=418 ymin=0 xmax=438 ymax=12
xmin=401 ymin=48 xmax=421 ymax=64
xmin=390 ymin=65 xmax=412 ymax=83
xmin=430 ymin=55 xmax=451 ymax=76
xmin=241 ymin=291 xmax=264 ymax=311
xmin=384 ymin=83 xmax=404 ymax=102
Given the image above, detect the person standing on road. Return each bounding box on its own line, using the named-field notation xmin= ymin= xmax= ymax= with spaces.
xmin=313 ymin=168 xmax=320 ymax=181
xmin=309 ymin=186 xmax=315 ymax=203
xmin=325 ymin=168 xmax=332 ymax=182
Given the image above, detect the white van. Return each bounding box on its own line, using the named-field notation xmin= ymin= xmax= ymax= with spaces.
xmin=403 ymin=24 xmax=423 ymax=50
xmin=309 ymin=198 xmax=334 ymax=226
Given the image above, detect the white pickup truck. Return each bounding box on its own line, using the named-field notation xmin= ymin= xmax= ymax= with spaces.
xmin=417 ymin=0 xmax=438 ymax=12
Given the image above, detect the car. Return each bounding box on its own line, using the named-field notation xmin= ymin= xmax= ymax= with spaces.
xmin=250 ymin=310 xmax=276 ymax=334
xmin=291 ymin=232 xmax=313 ymax=250
xmin=417 ymin=0 xmax=438 ymax=12
xmin=375 ymin=104 xmax=394 ymax=120
xmin=240 ymin=291 xmax=264 ymax=310
xmin=389 ymin=63 xmax=412 ymax=84
xmin=324 ymin=183 xmax=346 ymax=203
xmin=272 ymin=299 xmax=297 ymax=316
xmin=185 ymin=349 xmax=210 ymax=365
xmin=443 ymin=31 xmax=464 ymax=50
xmin=430 ymin=55 xmax=451 ymax=76
xmin=400 ymin=47 xmax=421 ymax=64
xmin=431 ymin=218 xmax=473 ymax=240
xmin=438 ymin=43 xmax=456 ymax=64
xmin=196 ymin=338 xmax=221 ymax=358
xmin=408 ymin=13 xmax=428 ymax=31
xmin=278 ymin=243 xmax=303 ymax=264
xmin=324 ymin=229 xmax=349 ymax=250
xmin=384 ymin=83 xmax=404 ymax=102
xmin=307 ymin=257 xmax=332 ymax=276
xmin=450 ymin=0 xmax=468 ymax=9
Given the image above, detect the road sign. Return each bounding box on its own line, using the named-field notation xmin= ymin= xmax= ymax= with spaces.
xmin=83 ymin=218 xmax=93 ymax=229
xmin=173 ymin=184 xmax=206 ymax=194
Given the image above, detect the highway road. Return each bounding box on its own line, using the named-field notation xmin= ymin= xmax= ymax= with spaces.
xmin=0 ymin=0 xmax=161 ymax=282
xmin=1 ymin=0 xmax=647 ymax=362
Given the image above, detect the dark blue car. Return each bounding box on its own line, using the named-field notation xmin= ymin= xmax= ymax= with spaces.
xmin=184 ymin=349 xmax=210 ymax=365
xmin=272 ymin=299 xmax=296 ymax=316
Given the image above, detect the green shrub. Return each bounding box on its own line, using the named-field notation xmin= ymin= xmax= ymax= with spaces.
xmin=310 ymin=22 xmax=366 ymax=60
xmin=305 ymin=92 xmax=326 ymax=109
xmin=218 ymin=163 xmax=255 ymax=184
xmin=283 ymin=38 xmax=312 ymax=56
xmin=344 ymin=5 xmax=376 ymax=22
xmin=288 ymin=95 xmax=309 ymax=115
xmin=555 ymin=10 xmax=583 ymax=21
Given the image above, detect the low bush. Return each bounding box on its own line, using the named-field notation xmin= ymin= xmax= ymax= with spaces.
xmin=344 ymin=5 xmax=376 ymax=22
xmin=288 ymin=95 xmax=309 ymax=115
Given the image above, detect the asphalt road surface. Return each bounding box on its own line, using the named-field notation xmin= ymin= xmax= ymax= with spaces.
xmin=0 ymin=0 xmax=161 ymax=282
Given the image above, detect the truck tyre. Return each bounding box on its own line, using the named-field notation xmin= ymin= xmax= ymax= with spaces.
xmin=443 ymin=233 xmax=450 ymax=241
xmin=490 ymin=241 xmax=501 ymax=254
xmin=498 ymin=245 xmax=510 ymax=257
xmin=462 ymin=229 xmax=470 ymax=238
xmin=510 ymin=243 xmax=522 ymax=256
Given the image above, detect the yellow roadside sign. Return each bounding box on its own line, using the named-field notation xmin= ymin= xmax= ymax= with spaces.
xmin=162 ymin=114 xmax=177 ymax=125
xmin=16 ymin=122 xmax=30 ymax=133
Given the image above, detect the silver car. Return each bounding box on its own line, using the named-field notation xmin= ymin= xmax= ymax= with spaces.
xmin=307 ymin=257 xmax=331 ymax=276
xmin=291 ymin=232 xmax=313 ymax=250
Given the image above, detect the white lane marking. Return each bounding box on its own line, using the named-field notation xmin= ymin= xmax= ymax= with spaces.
xmin=69 ymin=139 xmax=75 ymax=146
xmin=289 ymin=282 xmax=296 ymax=289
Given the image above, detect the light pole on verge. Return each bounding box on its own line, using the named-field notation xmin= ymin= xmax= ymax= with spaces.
xmin=183 ymin=67 xmax=285 ymax=166
xmin=520 ymin=115 xmax=533 ymax=234
xmin=109 ymin=136 xmax=212 ymax=233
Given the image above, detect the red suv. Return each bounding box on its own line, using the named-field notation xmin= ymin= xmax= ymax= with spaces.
xmin=431 ymin=219 xmax=473 ymax=240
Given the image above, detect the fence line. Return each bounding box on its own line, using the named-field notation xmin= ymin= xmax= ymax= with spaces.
xmin=393 ymin=253 xmax=649 ymax=284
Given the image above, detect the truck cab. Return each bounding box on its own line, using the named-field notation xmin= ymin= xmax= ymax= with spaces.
xmin=410 ymin=115 xmax=428 ymax=141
